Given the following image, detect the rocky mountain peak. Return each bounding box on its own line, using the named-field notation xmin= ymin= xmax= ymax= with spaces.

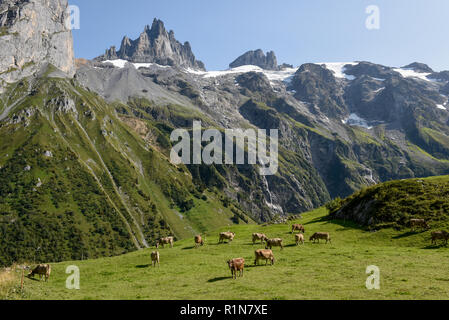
xmin=229 ymin=49 xmax=280 ymax=70
xmin=0 ymin=0 xmax=75 ymax=88
xmin=344 ymin=61 xmax=393 ymax=79
xmin=97 ymin=18 xmax=205 ymax=71
xmin=149 ymin=18 xmax=165 ymax=37
xmin=403 ymin=62 xmax=434 ymax=73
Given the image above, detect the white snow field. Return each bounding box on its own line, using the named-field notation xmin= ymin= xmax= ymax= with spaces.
xmin=318 ymin=62 xmax=358 ymax=80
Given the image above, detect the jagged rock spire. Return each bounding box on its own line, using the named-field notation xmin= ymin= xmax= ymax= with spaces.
xmin=97 ymin=18 xmax=205 ymax=70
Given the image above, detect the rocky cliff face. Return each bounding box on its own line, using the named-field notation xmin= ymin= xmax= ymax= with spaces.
xmin=289 ymin=63 xmax=348 ymax=117
xmin=229 ymin=49 xmax=279 ymax=70
xmin=97 ymin=18 xmax=205 ymax=71
xmin=0 ymin=0 xmax=75 ymax=88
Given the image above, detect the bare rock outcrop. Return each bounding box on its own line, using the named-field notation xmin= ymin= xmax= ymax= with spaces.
xmin=229 ymin=49 xmax=278 ymax=70
xmin=97 ymin=18 xmax=205 ymax=71
xmin=0 ymin=0 xmax=75 ymax=87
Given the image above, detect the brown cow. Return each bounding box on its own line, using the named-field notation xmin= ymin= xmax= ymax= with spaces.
xmin=219 ymin=231 xmax=235 ymax=244
xmin=151 ymin=251 xmax=160 ymax=267
xmin=292 ymin=224 xmax=305 ymax=234
xmin=295 ymin=233 xmax=305 ymax=245
xmin=252 ymin=233 xmax=267 ymax=245
xmin=28 ymin=264 xmax=51 ymax=281
xmin=431 ymin=230 xmax=449 ymax=245
xmin=265 ymin=238 xmax=284 ymax=250
xmin=156 ymin=236 xmax=174 ymax=248
xmin=254 ymin=249 xmax=275 ymax=266
xmin=310 ymin=232 xmax=331 ymax=244
xmin=410 ymin=219 xmax=429 ymax=231
xmin=227 ymin=258 xmax=245 ymax=279
xmin=195 ymin=235 xmax=204 ymax=248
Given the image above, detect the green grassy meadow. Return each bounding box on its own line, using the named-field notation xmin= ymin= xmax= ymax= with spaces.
xmin=6 ymin=207 xmax=449 ymax=300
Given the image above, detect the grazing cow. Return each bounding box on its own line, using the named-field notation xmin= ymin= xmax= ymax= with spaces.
xmin=252 ymin=233 xmax=267 ymax=245
xmin=254 ymin=249 xmax=275 ymax=266
xmin=265 ymin=238 xmax=284 ymax=250
xmin=295 ymin=233 xmax=305 ymax=245
xmin=292 ymin=224 xmax=305 ymax=234
xmin=227 ymin=258 xmax=245 ymax=279
xmin=195 ymin=235 xmax=204 ymax=248
xmin=431 ymin=230 xmax=449 ymax=245
xmin=219 ymin=231 xmax=235 ymax=244
xmin=310 ymin=232 xmax=331 ymax=244
xmin=28 ymin=264 xmax=51 ymax=282
xmin=156 ymin=236 xmax=174 ymax=248
xmin=410 ymin=219 xmax=429 ymax=231
xmin=151 ymin=251 xmax=160 ymax=267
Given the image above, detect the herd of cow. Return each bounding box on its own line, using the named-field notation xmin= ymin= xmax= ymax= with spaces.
xmin=24 ymin=219 xmax=449 ymax=282
xmin=149 ymin=220 xmax=449 ymax=280
xmin=150 ymin=224 xmax=332 ymax=279
xmin=226 ymin=225 xmax=333 ymax=279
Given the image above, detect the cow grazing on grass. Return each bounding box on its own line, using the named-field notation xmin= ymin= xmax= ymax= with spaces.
xmin=195 ymin=235 xmax=204 ymax=248
xmin=252 ymin=233 xmax=267 ymax=245
xmin=431 ymin=230 xmax=449 ymax=245
xmin=156 ymin=236 xmax=174 ymax=249
xmin=295 ymin=233 xmax=305 ymax=245
xmin=151 ymin=251 xmax=160 ymax=267
xmin=310 ymin=232 xmax=331 ymax=244
xmin=227 ymin=258 xmax=245 ymax=279
xmin=28 ymin=264 xmax=51 ymax=282
xmin=265 ymin=238 xmax=284 ymax=250
xmin=219 ymin=231 xmax=235 ymax=244
xmin=254 ymin=249 xmax=275 ymax=266
xmin=292 ymin=224 xmax=305 ymax=234
xmin=410 ymin=219 xmax=429 ymax=231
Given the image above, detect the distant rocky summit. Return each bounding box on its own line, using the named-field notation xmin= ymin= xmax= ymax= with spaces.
xmin=97 ymin=18 xmax=205 ymax=71
xmin=0 ymin=0 xmax=75 ymax=87
xmin=402 ymin=62 xmax=434 ymax=73
xmin=229 ymin=49 xmax=280 ymax=70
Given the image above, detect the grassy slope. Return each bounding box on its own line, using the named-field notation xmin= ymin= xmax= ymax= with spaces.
xmin=328 ymin=175 xmax=449 ymax=230
xmin=0 ymin=76 xmax=252 ymax=266
xmin=16 ymin=207 xmax=449 ymax=300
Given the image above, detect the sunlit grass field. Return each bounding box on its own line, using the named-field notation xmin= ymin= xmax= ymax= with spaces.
xmin=7 ymin=207 xmax=449 ymax=300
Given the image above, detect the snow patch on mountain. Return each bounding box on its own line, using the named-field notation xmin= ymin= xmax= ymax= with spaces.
xmin=103 ymin=59 xmax=128 ymax=68
xmin=185 ymin=65 xmax=298 ymax=84
xmin=373 ymin=87 xmax=385 ymax=94
xmin=342 ymin=113 xmax=373 ymax=129
xmin=185 ymin=65 xmax=263 ymax=78
xmin=393 ymin=68 xmax=433 ymax=82
xmin=319 ymin=62 xmax=358 ymax=80
xmin=102 ymin=59 xmax=170 ymax=70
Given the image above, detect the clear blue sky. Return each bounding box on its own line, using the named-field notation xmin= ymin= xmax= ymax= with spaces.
xmin=69 ymin=0 xmax=449 ymax=71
